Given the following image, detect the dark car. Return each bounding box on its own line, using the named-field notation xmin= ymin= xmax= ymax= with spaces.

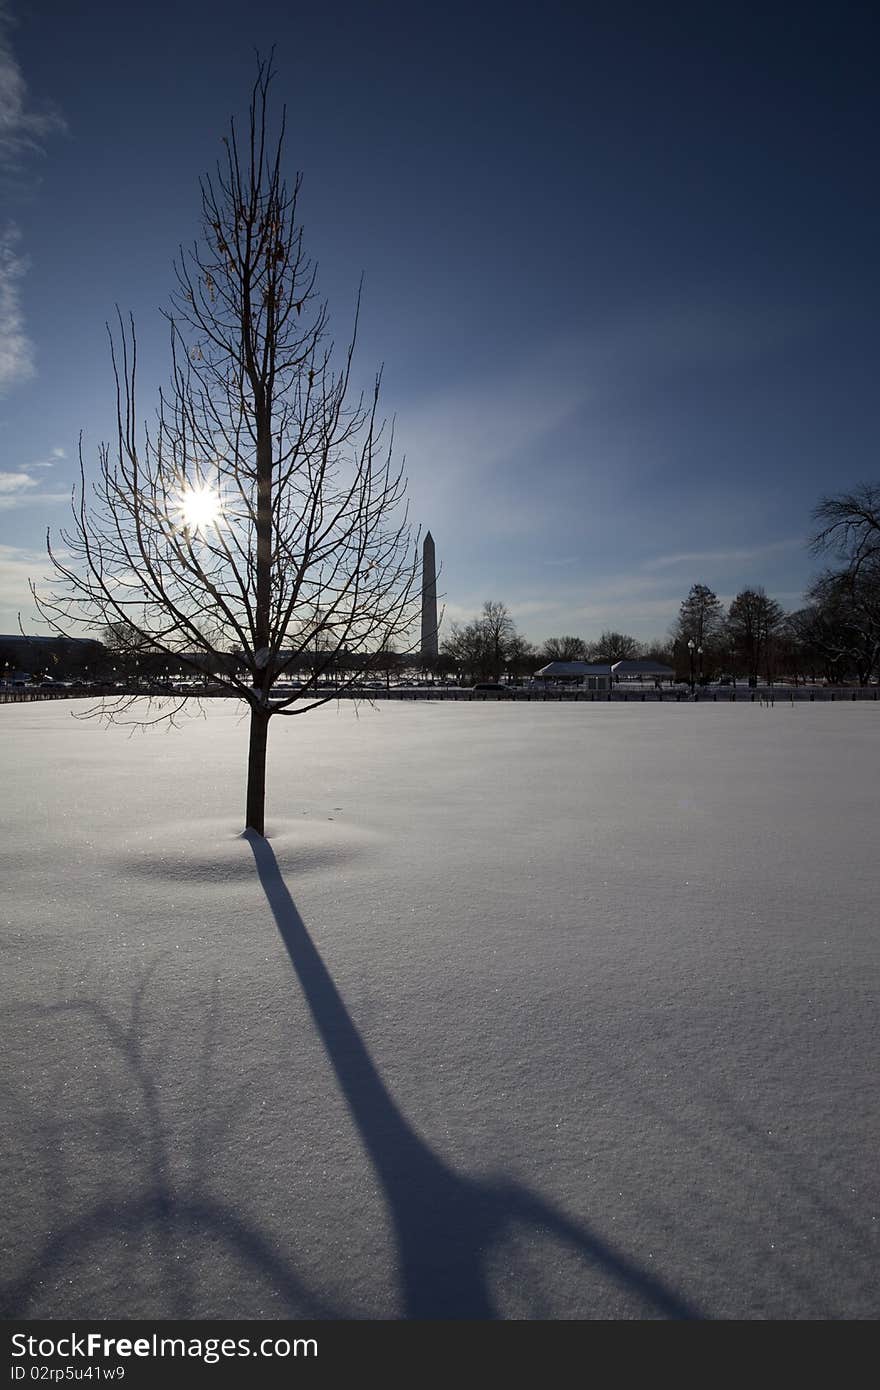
xmin=471 ymin=683 xmax=512 ymax=699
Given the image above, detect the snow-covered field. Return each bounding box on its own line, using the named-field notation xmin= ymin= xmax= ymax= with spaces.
xmin=1 ymin=699 xmax=877 ymax=1320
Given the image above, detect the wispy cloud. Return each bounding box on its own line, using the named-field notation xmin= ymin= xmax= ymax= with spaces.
xmin=641 ymin=538 xmax=803 ymax=572
xmin=397 ymin=350 xmax=606 ymax=596
xmin=23 ymin=445 xmax=66 ymax=469
xmin=401 ymin=344 xmax=589 ymax=524
xmin=0 ymin=539 xmax=52 ymax=627
xmin=0 ymin=221 xmax=35 ymax=391
xmin=0 ymin=494 xmax=68 ymax=512
xmin=0 ymin=469 xmax=37 ymax=493
xmin=0 ymin=4 xmax=65 ymax=394
xmin=0 ymin=467 xmax=68 ymax=510
xmin=0 ymin=3 xmax=66 ymax=171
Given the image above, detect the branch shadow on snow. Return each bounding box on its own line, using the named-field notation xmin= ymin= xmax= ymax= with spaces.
xmin=0 ymin=965 xmax=342 ymax=1320
xmin=4 ymin=843 xmax=872 ymax=1320
xmin=245 ymin=831 xmax=702 ymax=1320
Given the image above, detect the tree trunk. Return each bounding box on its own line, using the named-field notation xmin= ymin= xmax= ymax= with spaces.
xmin=246 ymin=704 xmax=271 ymax=835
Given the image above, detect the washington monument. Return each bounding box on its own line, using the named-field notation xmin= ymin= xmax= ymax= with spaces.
xmin=420 ymin=531 xmax=439 ymax=663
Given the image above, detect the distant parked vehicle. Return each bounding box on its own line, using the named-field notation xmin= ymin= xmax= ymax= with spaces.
xmin=471 ymin=683 xmax=512 ymax=699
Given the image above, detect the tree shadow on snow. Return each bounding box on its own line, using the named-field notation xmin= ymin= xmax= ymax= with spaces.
xmin=245 ymin=831 xmax=701 ymax=1319
xmin=5 ymin=839 xmax=871 ymax=1320
xmin=0 ymin=963 xmax=342 ymax=1319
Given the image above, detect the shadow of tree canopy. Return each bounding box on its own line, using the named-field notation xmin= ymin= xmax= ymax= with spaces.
xmin=4 ymin=820 xmax=875 ymax=1320
xmin=3 ymin=845 xmax=705 ymax=1320
xmin=244 ymin=831 xmax=701 ymax=1319
xmin=1 ymin=964 xmax=342 ymax=1319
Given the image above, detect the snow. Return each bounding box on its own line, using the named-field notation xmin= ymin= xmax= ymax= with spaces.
xmin=1 ymin=698 xmax=877 ymax=1320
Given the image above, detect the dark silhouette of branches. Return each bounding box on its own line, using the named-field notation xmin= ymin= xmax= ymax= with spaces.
xmin=33 ymin=56 xmax=420 ymax=833
xmin=440 ymin=601 xmax=528 ymax=683
xmin=588 ymin=630 xmax=641 ymax=663
xmin=811 ymin=483 xmax=880 ymax=579
xmin=541 ymin=635 xmax=587 ymax=662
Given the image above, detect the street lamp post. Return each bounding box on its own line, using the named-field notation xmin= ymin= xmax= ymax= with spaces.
xmin=697 ymin=645 xmax=703 ymax=688
xmin=687 ymin=639 xmax=695 ymax=695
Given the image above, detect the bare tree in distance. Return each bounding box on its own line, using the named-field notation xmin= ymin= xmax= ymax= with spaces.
xmin=673 ymin=583 xmax=725 ymax=650
xmin=800 ymin=569 xmax=880 ymax=686
xmin=727 ymin=588 xmax=785 ymax=686
xmin=440 ymin=600 xmax=522 ymax=683
xmin=811 ymin=483 xmax=880 ymax=578
xmin=541 ymin=635 xmax=587 ymax=662
xmin=505 ymin=632 xmax=538 ymax=682
xmin=808 ymin=483 xmax=880 ymax=686
xmin=588 ymin=630 xmax=641 ymax=663
xmin=33 ymin=59 xmax=420 ymax=835
xmin=480 ymin=600 xmax=517 ymax=676
xmin=641 ymin=639 xmax=674 ymax=667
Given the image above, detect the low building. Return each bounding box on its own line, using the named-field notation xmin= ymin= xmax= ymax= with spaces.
xmin=534 ymin=661 xmax=612 ymax=691
xmin=611 ymin=659 xmax=676 ymax=685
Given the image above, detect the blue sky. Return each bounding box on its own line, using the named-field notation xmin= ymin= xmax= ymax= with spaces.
xmin=1 ymin=0 xmax=878 ymax=644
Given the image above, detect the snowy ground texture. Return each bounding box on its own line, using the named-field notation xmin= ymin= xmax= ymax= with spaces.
xmin=1 ymin=699 xmax=877 ymax=1320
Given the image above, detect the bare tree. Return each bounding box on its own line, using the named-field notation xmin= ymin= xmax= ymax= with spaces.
xmin=505 ymin=632 xmax=537 ymax=682
xmin=440 ymin=600 xmax=521 ymax=682
xmin=808 ymin=483 xmax=880 ymax=685
xmin=641 ymin=639 xmax=674 ymax=666
xmin=588 ymin=630 xmax=641 ymax=663
xmin=480 ymin=600 xmax=516 ymax=677
xmin=811 ymin=483 xmax=880 ymax=579
xmin=670 ymin=583 xmax=726 ymax=682
xmin=799 ymin=569 xmax=880 ymax=686
xmin=541 ymin=635 xmax=587 ymax=662
xmin=33 ymin=60 xmax=419 ymax=835
xmin=726 ymin=588 xmax=785 ymax=685
xmin=673 ymin=583 xmax=725 ymax=649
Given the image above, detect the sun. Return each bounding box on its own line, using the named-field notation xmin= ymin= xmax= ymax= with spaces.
xmin=176 ymin=483 xmax=224 ymax=533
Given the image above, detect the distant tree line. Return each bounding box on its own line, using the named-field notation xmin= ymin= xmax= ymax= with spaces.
xmin=666 ymin=485 xmax=880 ymax=686
xmin=0 ymin=628 xmax=410 ymax=687
xmin=438 ymin=484 xmax=880 ymax=687
xmin=436 ymin=610 xmax=648 ymax=682
xmin=14 ymin=484 xmax=879 ymax=690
